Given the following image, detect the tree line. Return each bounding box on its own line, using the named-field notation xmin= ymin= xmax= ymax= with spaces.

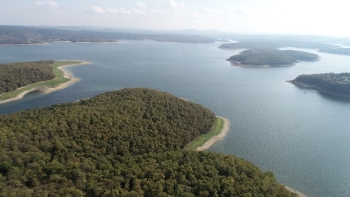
xmin=0 ymin=60 xmax=55 ymax=94
xmin=319 ymin=48 xmax=350 ymax=56
xmin=0 ymin=25 xmax=216 ymax=44
xmin=0 ymin=88 xmax=296 ymax=196
xmin=219 ymin=40 xmax=334 ymax=50
xmin=227 ymin=49 xmax=319 ymax=66
xmin=293 ymin=73 xmax=350 ymax=96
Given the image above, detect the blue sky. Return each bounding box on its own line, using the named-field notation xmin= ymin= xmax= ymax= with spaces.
xmin=1 ymin=0 xmax=349 ymax=36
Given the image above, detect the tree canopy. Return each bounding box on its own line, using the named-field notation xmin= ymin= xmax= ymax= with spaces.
xmin=0 ymin=61 xmax=55 ymax=94
xmin=290 ymin=73 xmax=350 ymax=98
xmin=228 ymin=49 xmax=318 ymax=66
xmin=0 ymin=88 xmax=296 ymax=196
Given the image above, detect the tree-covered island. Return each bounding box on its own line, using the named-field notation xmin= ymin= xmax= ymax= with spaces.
xmin=0 ymin=88 xmax=297 ymax=196
xmin=0 ymin=60 xmax=89 ymax=104
xmin=227 ymin=48 xmax=319 ymax=67
xmin=288 ymin=73 xmax=350 ymax=99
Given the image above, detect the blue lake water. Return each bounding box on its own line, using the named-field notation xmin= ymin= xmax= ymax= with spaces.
xmin=1 ymin=41 xmax=350 ymax=197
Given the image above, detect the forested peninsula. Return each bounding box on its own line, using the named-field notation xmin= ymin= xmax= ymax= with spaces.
xmin=0 ymin=88 xmax=296 ymax=196
xmin=0 ymin=60 xmax=89 ymax=104
xmin=227 ymin=49 xmax=319 ymax=67
xmin=288 ymin=73 xmax=350 ymax=98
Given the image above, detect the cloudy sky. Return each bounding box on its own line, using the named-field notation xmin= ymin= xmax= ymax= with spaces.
xmin=1 ymin=0 xmax=349 ymax=36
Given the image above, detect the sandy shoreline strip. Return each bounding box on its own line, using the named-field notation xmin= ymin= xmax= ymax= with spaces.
xmin=195 ymin=116 xmax=306 ymax=196
xmin=196 ymin=116 xmax=230 ymax=151
xmin=0 ymin=60 xmax=90 ymax=105
xmin=285 ymin=186 xmax=307 ymax=197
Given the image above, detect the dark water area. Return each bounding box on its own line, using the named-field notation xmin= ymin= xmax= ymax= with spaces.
xmin=1 ymin=41 xmax=350 ymax=197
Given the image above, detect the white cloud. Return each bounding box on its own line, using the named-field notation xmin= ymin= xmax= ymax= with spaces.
xmin=35 ymin=1 xmax=58 ymax=7
xmin=136 ymin=2 xmax=147 ymax=8
xmin=132 ymin=9 xmax=145 ymax=14
xmin=169 ymin=0 xmax=185 ymax=9
xmin=86 ymin=7 xmax=131 ymax=15
xmin=88 ymin=6 xmax=106 ymax=14
xmin=151 ymin=9 xmax=171 ymax=15
xmin=201 ymin=7 xmax=221 ymax=15
xmin=118 ymin=8 xmax=132 ymax=15
xmin=228 ymin=7 xmax=253 ymax=17
xmin=189 ymin=12 xmax=200 ymax=19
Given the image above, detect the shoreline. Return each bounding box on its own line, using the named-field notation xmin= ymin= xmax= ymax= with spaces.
xmin=287 ymin=80 xmax=350 ymax=99
xmin=227 ymin=59 xmax=294 ymax=68
xmin=196 ymin=116 xmax=230 ymax=151
xmin=285 ymin=186 xmax=307 ymax=197
xmin=0 ymin=60 xmax=90 ymax=105
xmin=194 ymin=116 xmax=306 ymax=196
xmin=0 ymin=41 xmax=120 ymax=46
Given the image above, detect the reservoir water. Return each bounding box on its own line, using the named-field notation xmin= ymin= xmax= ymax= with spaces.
xmin=1 ymin=41 xmax=350 ymax=197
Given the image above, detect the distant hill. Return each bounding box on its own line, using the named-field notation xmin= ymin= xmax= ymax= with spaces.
xmin=0 ymin=88 xmax=296 ymax=196
xmin=319 ymin=48 xmax=350 ymax=56
xmin=219 ymin=40 xmax=335 ymax=50
xmin=227 ymin=48 xmax=319 ymax=66
xmin=0 ymin=25 xmax=216 ymax=44
xmin=217 ymin=40 xmax=350 ymax=58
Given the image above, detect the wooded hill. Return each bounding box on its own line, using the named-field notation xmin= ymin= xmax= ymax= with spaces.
xmin=0 ymin=25 xmax=216 ymax=44
xmin=219 ymin=40 xmax=350 ymax=57
xmin=0 ymin=61 xmax=55 ymax=94
xmin=290 ymin=73 xmax=350 ymax=98
xmin=0 ymin=88 xmax=296 ymax=196
xmin=219 ymin=40 xmax=335 ymax=50
xmin=228 ymin=49 xmax=319 ymax=66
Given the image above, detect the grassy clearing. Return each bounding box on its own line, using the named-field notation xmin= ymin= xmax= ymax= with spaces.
xmin=0 ymin=60 xmax=82 ymax=101
xmin=184 ymin=117 xmax=224 ymax=150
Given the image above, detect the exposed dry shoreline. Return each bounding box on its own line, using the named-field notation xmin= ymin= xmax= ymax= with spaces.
xmin=0 ymin=61 xmax=90 ymax=105
xmin=195 ymin=116 xmax=306 ymax=196
xmin=196 ymin=116 xmax=230 ymax=151
xmin=285 ymin=186 xmax=307 ymax=197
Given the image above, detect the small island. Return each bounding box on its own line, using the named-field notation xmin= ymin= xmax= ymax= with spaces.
xmin=0 ymin=60 xmax=89 ymax=105
xmin=0 ymin=88 xmax=297 ymax=196
xmin=288 ymin=73 xmax=350 ymax=99
xmin=227 ymin=48 xmax=319 ymax=67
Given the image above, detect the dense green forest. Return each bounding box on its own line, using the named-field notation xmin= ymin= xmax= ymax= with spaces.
xmin=0 ymin=61 xmax=55 ymax=94
xmin=0 ymin=26 xmax=215 ymax=44
xmin=0 ymin=88 xmax=296 ymax=196
xmin=282 ymin=50 xmax=319 ymax=61
xmin=228 ymin=49 xmax=318 ymax=66
xmin=290 ymin=73 xmax=350 ymax=98
xmin=319 ymin=48 xmax=350 ymax=56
